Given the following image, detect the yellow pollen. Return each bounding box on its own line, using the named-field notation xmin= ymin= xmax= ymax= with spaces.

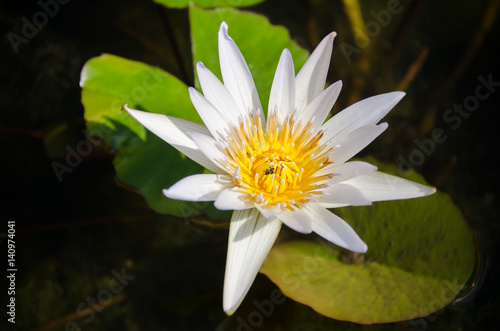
xmin=224 ymin=112 xmax=334 ymax=210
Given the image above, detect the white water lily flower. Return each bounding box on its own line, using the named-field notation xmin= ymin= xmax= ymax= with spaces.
xmin=125 ymin=22 xmax=435 ymax=313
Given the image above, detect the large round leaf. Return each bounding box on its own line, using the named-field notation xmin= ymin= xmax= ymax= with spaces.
xmin=260 ymin=158 xmax=477 ymax=324
xmin=80 ymin=54 xmax=216 ymax=218
xmin=155 ymin=0 xmax=265 ymax=8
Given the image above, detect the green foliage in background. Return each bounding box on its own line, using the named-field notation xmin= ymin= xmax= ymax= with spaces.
xmin=155 ymin=0 xmax=265 ymax=9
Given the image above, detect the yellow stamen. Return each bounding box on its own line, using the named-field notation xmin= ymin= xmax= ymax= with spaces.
xmin=223 ymin=112 xmax=334 ymax=210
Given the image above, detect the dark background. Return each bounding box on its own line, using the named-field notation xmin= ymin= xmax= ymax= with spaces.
xmin=1 ymin=0 xmax=499 ymax=330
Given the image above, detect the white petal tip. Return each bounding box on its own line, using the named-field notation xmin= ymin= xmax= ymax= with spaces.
xmin=123 ymin=106 xmax=150 ymax=125
xmin=223 ymin=300 xmax=239 ymax=315
xmin=196 ymin=61 xmax=206 ymax=70
xmin=411 ymin=182 xmax=437 ymax=198
xmin=214 ymin=200 xmax=229 ymax=210
xmin=425 ymin=186 xmax=437 ymax=196
xmin=282 ymin=48 xmax=292 ymax=57
xmin=345 ymin=241 xmax=368 ymax=254
xmin=220 ymin=21 xmax=230 ymax=37
xmin=356 ymin=243 xmax=368 ymax=254
xmin=163 ymin=188 xmax=179 ymax=200
xmin=395 ymin=91 xmax=406 ymax=99
xmin=322 ymin=31 xmax=337 ymax=43
xmin=123 ymin=104 xmax=133 ymax=114
xmin=377 ymin=122 xmax=390 ymax=131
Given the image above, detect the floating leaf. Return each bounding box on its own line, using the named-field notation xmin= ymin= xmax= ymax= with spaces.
xmin=155 ymin=0 xmax=265 ymax=9
xmin=260 ymin=158 xmax=476 ymax=324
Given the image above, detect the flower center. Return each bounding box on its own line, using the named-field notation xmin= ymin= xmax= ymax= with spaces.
xmin=223 ymin=111 xmax=334 ymax=210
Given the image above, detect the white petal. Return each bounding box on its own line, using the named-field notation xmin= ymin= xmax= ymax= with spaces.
xmin=298 ymin=80 xmax=342 ymax=130
xmin=276 ymin=207 xmax=312 ymax=234
xmin=303 ymin=204 xmax=367 ymax=253
xmin=214 ymin=187 xmax=254 ymax=210
xmin=188 ymin=131 xmax=227 ymax=172
xmin=125 ymin=106 xmax=221 ymax=174
xmin=321 ymin=91 xmax=405 ymax=143
xmin=223 ymin=209 xmax=282 ymax=313
xmin=295 ymin=32 xmax=336 ymax=114
xmin=342 ymin=171 xmax=437 ymax=202
xmin=315 ymin=161 xmax=377 ymax=184
xmin=196 ymin=62 xmax=241 ymax=126
xmin=319 ymin=183 xmax=372 ymax=207
xmin=163 ymin=174 xmax=233 ymax=201
xmin=268 ymin=49 xmax=295 ymax=125
xmin=188 ymin=87 xmax=231 ymax=141
xmin=316 ymin=202 xmax=349 ymax=209
xmin=254 ymin=202 xmax=282 ymax=221
xmin=329 ymin=123 xmax=388 ymax=164
xmin=218 ymin=22 xmax=262 ymax=116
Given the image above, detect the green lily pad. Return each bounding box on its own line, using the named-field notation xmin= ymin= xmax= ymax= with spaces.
xmin=260 ymin=159 xmax=477 ymax=324
xmin=81 ymin=54 xmax=213 ymax=218
xmin=189 ymin=6 xmax=310 ymax=112
xmin=154 ymin=0 xmax=265 ymax=9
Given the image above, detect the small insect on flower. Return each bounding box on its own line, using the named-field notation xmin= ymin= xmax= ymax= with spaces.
xmin=264 ymin=167 xmax=275 ymax=175
xmin=125 ymin=21 xmax=436 ymax=314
